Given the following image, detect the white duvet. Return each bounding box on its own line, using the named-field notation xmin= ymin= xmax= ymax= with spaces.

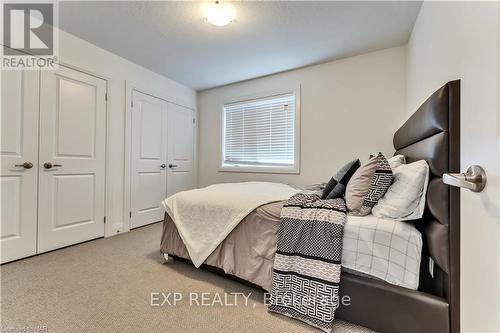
xmin=161 ymin=182 xmax=299 ymax=267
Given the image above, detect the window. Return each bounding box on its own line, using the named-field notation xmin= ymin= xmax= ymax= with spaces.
xmin=221 ymin=92 xmax=299 ymax=173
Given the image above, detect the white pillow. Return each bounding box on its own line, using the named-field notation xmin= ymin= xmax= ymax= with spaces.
xmin=387 ymin=154 xmax=406 ymax=169
xmin=372 ymin=160 xmax=429 ymax=221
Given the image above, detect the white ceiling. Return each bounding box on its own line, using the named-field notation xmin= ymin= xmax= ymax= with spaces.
xmin=59 ymin=1 xmax=422 ymax=91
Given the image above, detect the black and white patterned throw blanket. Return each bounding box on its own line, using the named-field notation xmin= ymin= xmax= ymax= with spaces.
xmin=268 ymin=193 xmax=347 ymax=333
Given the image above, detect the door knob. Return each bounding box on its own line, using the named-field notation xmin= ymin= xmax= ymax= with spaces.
xmin=14 ymin=161 xmax=33 ymax=169
xmin=443 ymin=165 xmax=486 ymax=192
xmin=168 ymin=164 xmax=178 ymax=169
xmin=43 ymin=162 xmax=63 ymax=169
xmin=160 ymin=164 xmax=166 ymax=169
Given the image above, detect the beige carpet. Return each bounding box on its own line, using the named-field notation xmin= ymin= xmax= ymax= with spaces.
xmin=1 ymin=222 xmax=375 ymax=333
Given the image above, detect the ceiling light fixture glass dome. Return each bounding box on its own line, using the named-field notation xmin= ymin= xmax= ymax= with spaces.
xmin=203 ymin=1 xmax=235 ymax=26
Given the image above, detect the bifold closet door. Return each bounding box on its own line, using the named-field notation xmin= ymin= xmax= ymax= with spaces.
xmin=37 ymin=66 xmax=107 ymax=253
xmin=130 ymin=91 xmax=168 ymax=228
xmin=166 ymin=103 xmax=195 ymax=196
xmin=0 ymin=71 xmax=39 ymax=264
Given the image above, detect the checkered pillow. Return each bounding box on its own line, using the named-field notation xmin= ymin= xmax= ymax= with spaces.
xmin=388 ymin=154 xmax=406 ymax=169
xmin=321 ymin=159 xmax=361 ymax=199
xmin=372 ymin=160 xmax=429 ymax=221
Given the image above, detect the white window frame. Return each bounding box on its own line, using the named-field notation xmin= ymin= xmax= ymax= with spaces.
xmin=219 ymin=86 xmax=301 ymax=174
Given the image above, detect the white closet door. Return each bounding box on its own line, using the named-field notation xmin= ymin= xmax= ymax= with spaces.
xmin=130 ymin=91 xmax=168 ymax=228
xmin=167 ymin=103 xmax=195 ymax=196
xmin=37 ymin=66 xmax=107 ymax=253
xmin=0 ymin=70 xmax=39 ymax=263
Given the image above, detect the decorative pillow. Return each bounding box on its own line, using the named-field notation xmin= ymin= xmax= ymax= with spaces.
xmin=388 ymin=154 xmax=406 ymax=169
xmin=321 ymin=159 xmax=361 ymax=199
xmin=372 ymin=160 xmax=430 ymax=221
xmin=348 ymin=153 xmax=393 ymax=216
xmin=345 ymin=155 xmax=379 ymax=211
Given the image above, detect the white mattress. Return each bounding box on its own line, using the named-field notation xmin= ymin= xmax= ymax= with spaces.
xmin=342 ymin=214 xmax=422 ymax=290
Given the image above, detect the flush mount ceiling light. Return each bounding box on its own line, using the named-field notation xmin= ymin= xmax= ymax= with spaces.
xmin=203 ymin=1 xmax=235 ymax=26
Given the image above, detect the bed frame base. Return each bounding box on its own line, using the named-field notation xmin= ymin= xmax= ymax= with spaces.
xmin=337 ymin=274 xmax=449 ymax=333
xmin=167 ymin=254 xmax=448 ymax=333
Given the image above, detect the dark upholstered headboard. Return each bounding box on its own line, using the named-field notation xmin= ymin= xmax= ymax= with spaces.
xmin=393 ymin=80 xmax=460 ymax=332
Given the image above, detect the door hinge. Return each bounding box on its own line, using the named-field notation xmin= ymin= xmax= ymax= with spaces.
xmin=105 ymin=92 xmax=108 ymax=102
xmin=193 ymin=118 xmax=196 ymax=124
xmin=104 ymin=216 xmax=106 ymax=223
xmin=131 ymin=101 xmax=133 ymax=108
xmin=129 ymin=211 xmax=132 ymax=218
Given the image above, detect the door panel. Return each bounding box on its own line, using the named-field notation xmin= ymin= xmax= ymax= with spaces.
xmin=53 ymin=174 xmax=95 ymax=229
xmin=38 ymin=66 xmax=106 ymax=253
xmin=167 ymin=103 xmax=195 ymax=196
xmin=458 ymin=4 xmax=500 ymax=331
xmin=0 ymin=70 xmax=39 ymax=263
xmin=56 ymin=78 xmax=97 ymax=158
xmin=138 ymin=173 xmax=164 ymax=210
xmin=130 ymin=91 xmax=168 ymax=228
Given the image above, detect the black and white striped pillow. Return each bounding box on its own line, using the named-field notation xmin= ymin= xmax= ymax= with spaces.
xmin=356 ymin=153 xmax=393 ymax=216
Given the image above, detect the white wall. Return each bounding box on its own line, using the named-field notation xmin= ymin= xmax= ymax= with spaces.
xmin=197 ymin=46 xmax=407 ymax=187
xmin=407 ymin=2 xmax=500 ymax=332
xmin=58 ymin=29 xmax=197 ymax=236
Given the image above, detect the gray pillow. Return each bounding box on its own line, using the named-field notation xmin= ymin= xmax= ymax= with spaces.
xmin=321 ymin=159 xmax=361 ymax=199
xmin=346 ymin=155 xmax=379 ymax=210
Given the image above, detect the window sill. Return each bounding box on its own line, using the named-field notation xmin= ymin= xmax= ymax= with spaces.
xmin=218 ymin=165 xmax=300 ymax=175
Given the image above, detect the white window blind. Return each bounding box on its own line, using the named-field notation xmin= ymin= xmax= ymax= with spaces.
xmin=222 ymin=93 xmax=297 ymax=170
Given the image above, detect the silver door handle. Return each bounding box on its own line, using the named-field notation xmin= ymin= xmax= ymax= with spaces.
xmin=168 ymin=164 xmax=178 ymax=169
xmin=43 ymin=162 xmax=62 ymax=169
xmin=443 ymin=165 xmax=486 ymax=192
xmin=14 ymin=162 xmax=34 ymax=169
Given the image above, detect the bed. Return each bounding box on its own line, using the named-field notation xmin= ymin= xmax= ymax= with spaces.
xmin=162 ymin=204 xmax=422 ymax=290
xmin=160 ymin=80 xmax=460 ymax=333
